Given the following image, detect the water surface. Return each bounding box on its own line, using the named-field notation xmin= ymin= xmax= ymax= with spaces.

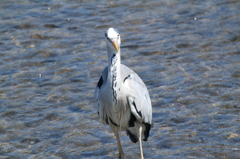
xmin=0 ymin=0 xmax=240 ymax=158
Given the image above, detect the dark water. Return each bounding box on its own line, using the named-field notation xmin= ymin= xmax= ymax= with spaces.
xmin=0 ymin=0 xmax=240 ymax=158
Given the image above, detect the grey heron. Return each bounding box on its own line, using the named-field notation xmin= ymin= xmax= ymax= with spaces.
xmin=95 ymin=28 xmax=152 ymax=159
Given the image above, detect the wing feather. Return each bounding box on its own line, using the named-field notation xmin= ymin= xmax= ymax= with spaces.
xmin=121 ymin=65 xmax=152 ymax=125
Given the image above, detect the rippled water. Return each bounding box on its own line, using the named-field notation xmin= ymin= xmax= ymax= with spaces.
xmin=0 ymin=0 xmax=240 ymax=158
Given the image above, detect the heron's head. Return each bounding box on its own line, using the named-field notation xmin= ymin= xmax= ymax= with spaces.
xmin=105 ymin=28 xmax=121 ymax=53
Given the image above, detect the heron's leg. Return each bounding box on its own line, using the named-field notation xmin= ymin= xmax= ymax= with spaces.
xmin=109 ymin=122 xmax=124 ymax=159
xmin=137 ymin=123 xmax=144 ymax=159
xmin=115 ymin=130 xmax=124 ymax=159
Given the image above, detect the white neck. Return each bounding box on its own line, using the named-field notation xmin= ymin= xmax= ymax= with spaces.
xmin=107 ymin=51 xmax=121 ymax=105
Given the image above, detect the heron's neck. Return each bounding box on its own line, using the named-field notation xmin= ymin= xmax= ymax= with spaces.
xmin=108 ymin=52 xmax=121 ymax=82
xmin=108 ymin=52 xmax=121 ymax=104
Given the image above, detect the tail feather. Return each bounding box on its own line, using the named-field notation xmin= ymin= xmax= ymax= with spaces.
xmin=126 ymin=122 xmax=152 ymax=143
xmin=143 ymin=123 xmax=151 ymax=141
xmin=126 ymin=129 xmax=138 ymax=143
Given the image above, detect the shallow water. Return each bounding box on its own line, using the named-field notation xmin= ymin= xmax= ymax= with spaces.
xmin=0 ymin=0 xmax=240 ymax=158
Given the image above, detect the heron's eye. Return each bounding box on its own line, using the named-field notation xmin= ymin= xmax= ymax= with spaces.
xmin=105 ymin=33 xmax=109 ymax=40
xmin=117 ymin=35 xmax=120 ymax=39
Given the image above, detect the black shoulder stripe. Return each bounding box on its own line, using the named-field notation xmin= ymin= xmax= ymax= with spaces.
xmin=97 ymin=76 xmax=103 ymax=88
xmin=123 ymin=74 xmax=131 ymax=82
xmin=133 ymin=101 xmax=142 ymax=118
xmin=128 ymin=113 xmax=136 ymax=127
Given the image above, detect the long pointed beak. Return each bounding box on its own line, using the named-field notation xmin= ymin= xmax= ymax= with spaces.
xmin=110 ymin=39 xmax=119 ymax=52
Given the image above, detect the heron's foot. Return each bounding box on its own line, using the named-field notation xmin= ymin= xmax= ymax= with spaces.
xmin=118 ymin=153 xmax=124 ymax=159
